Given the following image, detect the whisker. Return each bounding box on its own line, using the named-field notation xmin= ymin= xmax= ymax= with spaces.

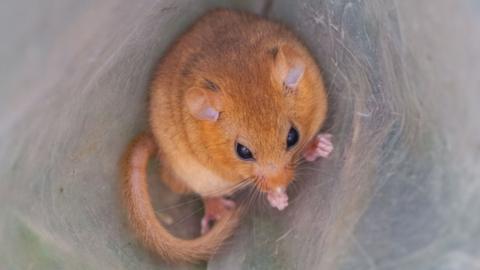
xmin=245 ymin=176 xmax=264 ymax=211
xmin=155 ymin=197 xmax=203 ymax=212
xmin=171 ymin=206 xmax=205 ymax=226
xmin=156 ymin=177 xmax=255 ymax=214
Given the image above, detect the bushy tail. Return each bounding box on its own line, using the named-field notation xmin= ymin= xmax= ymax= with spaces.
xmin=121 ymin=133 xmax=241 ymax=263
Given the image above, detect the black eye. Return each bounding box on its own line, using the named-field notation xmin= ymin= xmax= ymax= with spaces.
xmin=286 ymin=127 xmax=299 ymax=149
xmin=235 ymin=143 xmax=254 ymax=160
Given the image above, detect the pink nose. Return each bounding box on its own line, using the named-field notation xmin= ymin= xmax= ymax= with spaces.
xmin=257 ymin=167 xmax=293 ymax=193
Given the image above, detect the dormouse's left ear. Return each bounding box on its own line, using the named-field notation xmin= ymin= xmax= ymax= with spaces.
xmin=272 ymin=45 xmax=305 ymax=93
xmin=185 ymin=87 xmax=223 ymax=122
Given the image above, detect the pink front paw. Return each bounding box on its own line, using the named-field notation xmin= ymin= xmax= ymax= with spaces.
xmin=267 ymin=188 xmax=288 ymax=211
xmin=303 ymin=133 xmax=334 ymax=162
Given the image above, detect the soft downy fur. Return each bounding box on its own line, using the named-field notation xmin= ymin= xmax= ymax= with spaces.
xmin=122 ymin=8 xmax=329 ymax=264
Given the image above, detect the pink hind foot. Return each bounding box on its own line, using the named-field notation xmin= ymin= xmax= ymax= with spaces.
xmin=200 ymin=197 xmax=236 ymax=235
xmin=303 ymin=133 xmax=334 ymax=162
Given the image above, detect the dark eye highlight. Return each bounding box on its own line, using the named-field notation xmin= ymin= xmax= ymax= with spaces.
xmin=286 ymin=127 xmax=299 ymax=149
xmin=235 ymin=142 xmax=254 ymax=161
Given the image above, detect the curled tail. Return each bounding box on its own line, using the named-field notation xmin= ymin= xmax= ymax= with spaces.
xmin=121 ymin=133 xmax=241 ymax=263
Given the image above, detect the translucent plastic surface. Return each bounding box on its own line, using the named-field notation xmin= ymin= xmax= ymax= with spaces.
xmin=1 ymin=0 xmax=479 ymax=269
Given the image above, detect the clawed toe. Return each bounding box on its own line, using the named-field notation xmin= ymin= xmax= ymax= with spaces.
xmin=303 ymin=133 xmax=334 ymax=161
xmin=267 ymin=188 xmax=289 ymax=211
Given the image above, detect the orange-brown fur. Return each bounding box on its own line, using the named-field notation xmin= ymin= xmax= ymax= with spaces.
xmin=122 ymin=133 xmax=241 ymax=263
xmin=122 ymin=8 xmax=328 ymax=263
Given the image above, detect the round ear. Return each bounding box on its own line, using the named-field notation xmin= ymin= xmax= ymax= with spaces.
xmin=185 ymin=87 xmax=222 ymax=122
xmin=272 ymin=45 xmax=305 ymax=93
